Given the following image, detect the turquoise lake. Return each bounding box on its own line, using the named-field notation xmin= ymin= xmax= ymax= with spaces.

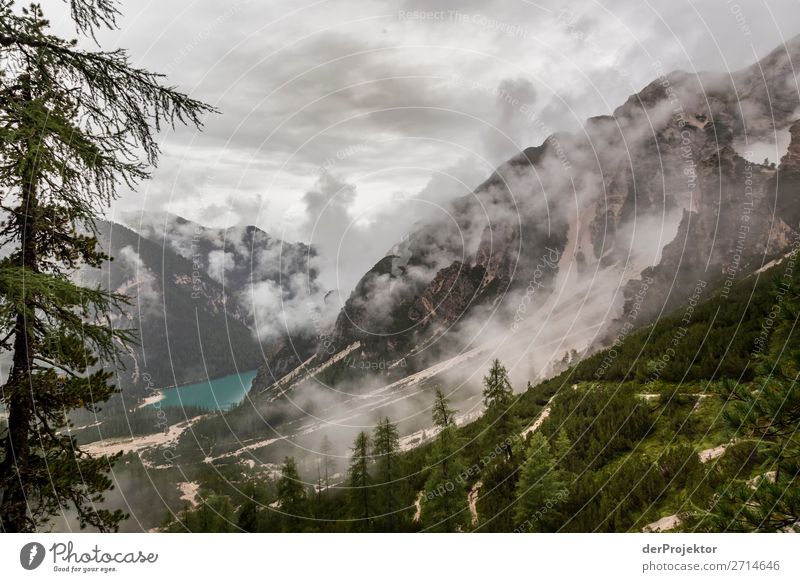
xmin=154 ymin=369 xmax=258 ymax=411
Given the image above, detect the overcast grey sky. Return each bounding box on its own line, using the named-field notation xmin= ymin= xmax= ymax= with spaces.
xmin=41 ymin=0 xmax=800 ymax=259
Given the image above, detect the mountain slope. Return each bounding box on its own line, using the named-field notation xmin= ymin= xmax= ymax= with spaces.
xmin=86 ymin=221 xmax=265 ymax=397
xmin=157 ymin=236 xmax=800 ymax=532
xmin=249 ymin=35 xmax=800 ymax=417
xmin=134 ymin=213 xmax=324 ymax=385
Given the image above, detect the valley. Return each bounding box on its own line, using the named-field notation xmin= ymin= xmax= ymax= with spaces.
xmin=5 ymin=15 xmax=799 ymax=534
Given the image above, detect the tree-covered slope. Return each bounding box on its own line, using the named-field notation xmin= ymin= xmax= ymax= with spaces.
xmin=145 ymin=252 xmax=800 ymax=533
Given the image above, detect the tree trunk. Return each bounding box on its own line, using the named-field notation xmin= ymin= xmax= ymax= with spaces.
xmin=0 ymin=311 xmax=37 ymax=532
xmin=0 ymin=95 xmax=40 ymax=532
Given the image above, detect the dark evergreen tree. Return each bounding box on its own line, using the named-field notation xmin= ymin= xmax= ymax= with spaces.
xmin=481 ymin=359 xmax=516 ymax=460
xmin=236 ymin=478 xmax=261 ymax=533
xmin=372 ymin=417 xmax=401 ymax=530
xmin=432 ymin=387 xmax=456 ymax=427
xmin=421 ymin=389 xmax=468 ymax=532
xmin=236 ymin=500 xmax=259 ymax=533
xmin=475 ymin=360 xmax=519 ymax=530
xmin=276 ymin=456 xmax=309 ymax=532
xmin=513 ymin=432 xmax=569 ymax=531
xmin=483 ymin=358 xmax=514 ymax=409
xmin=347 ymin=431 xmax=372 ymax=530
xmin=704 ymin=268 xmax=800 ymax=531
xmin=182 ymin=495 xmax=235 ymax=533
xmin=0 ymin=0 xmax=212 ymax=532
xmin=475 ymin=452 xmax=518 ymax=531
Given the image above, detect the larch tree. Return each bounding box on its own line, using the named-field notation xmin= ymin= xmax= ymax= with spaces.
xmin=236 ymin=476 xmax=261 ymax=533
xmin=482 ymin=358 xmax=514 ymax=410
xmin=372 ymin=416 xmax=400 ymax=530
xmin=421 ymin=388 xmax=468 ymax=532
xmin=0 ymin=0 xmax=212 ymax=532
xmin=481 ymin=358 xmax=516 ymax=458
xmin=276 ymin=456 xmax=309 ymax=532
xmin=347 ymin=431 xmax=372 ymax=530
xmin=475 ymin=360 xmax=518 ymax=531
xmin=432 ymin=387 xmax=456 ymax=428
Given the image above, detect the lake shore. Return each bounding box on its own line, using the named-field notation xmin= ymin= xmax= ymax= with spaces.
xmin=138 ymin=391 xmax=165 ymax=409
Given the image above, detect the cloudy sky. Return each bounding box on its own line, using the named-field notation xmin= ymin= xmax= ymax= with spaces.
xmin=39 ymin=0 xmax=800 ymax=288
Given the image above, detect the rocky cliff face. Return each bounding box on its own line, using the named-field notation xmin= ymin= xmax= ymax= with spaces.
xmin=251 ymin=35 xmax=800 ymax=402
xmin=624 ymin=143 xmax=788 ymax=325
xmin=136 ymin=214 xmax=320 ymax=329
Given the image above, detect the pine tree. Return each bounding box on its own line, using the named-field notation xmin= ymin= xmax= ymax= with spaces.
xmin=476 ymin=452 xmax=518 ymax=531
xmin=475 ymin=360 xmax=518 ymax=530
xmin=0 ymin=1 xmax=212 ymax=532
xmin=513 ymin=432 xmax=569 ymax=531
xmin=185 ymin=495 xmax=235 ymax=533
xmin=704 ymin=267 xmax=800 ymax=531
xmin=483 ymin=358 xmax=514 ymax=409
xmin=421 ymin=389 xmax=468 ymax=532
xmin=432 ymin=387 xmax=456 ymax=428
xmin=481 ymin=359 xmax=516 ymax=458
xmin=236 ymin=500 xmax=259 ymax=533
xmin=552 ymin=428 xmax=571 ymax=461
xmin=236 ymin=477 xmax=261 ymax=533
xmin=372 ymin=417 xmax=401 ymax=530
xmin=347 ymin=431 xmax=372 ymax=530
xmin=276 ymin=456 xmax=308 ymax=532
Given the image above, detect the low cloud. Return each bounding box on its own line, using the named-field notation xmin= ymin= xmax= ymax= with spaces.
xmin=117 ymin=245 xmax=162 ymax=319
